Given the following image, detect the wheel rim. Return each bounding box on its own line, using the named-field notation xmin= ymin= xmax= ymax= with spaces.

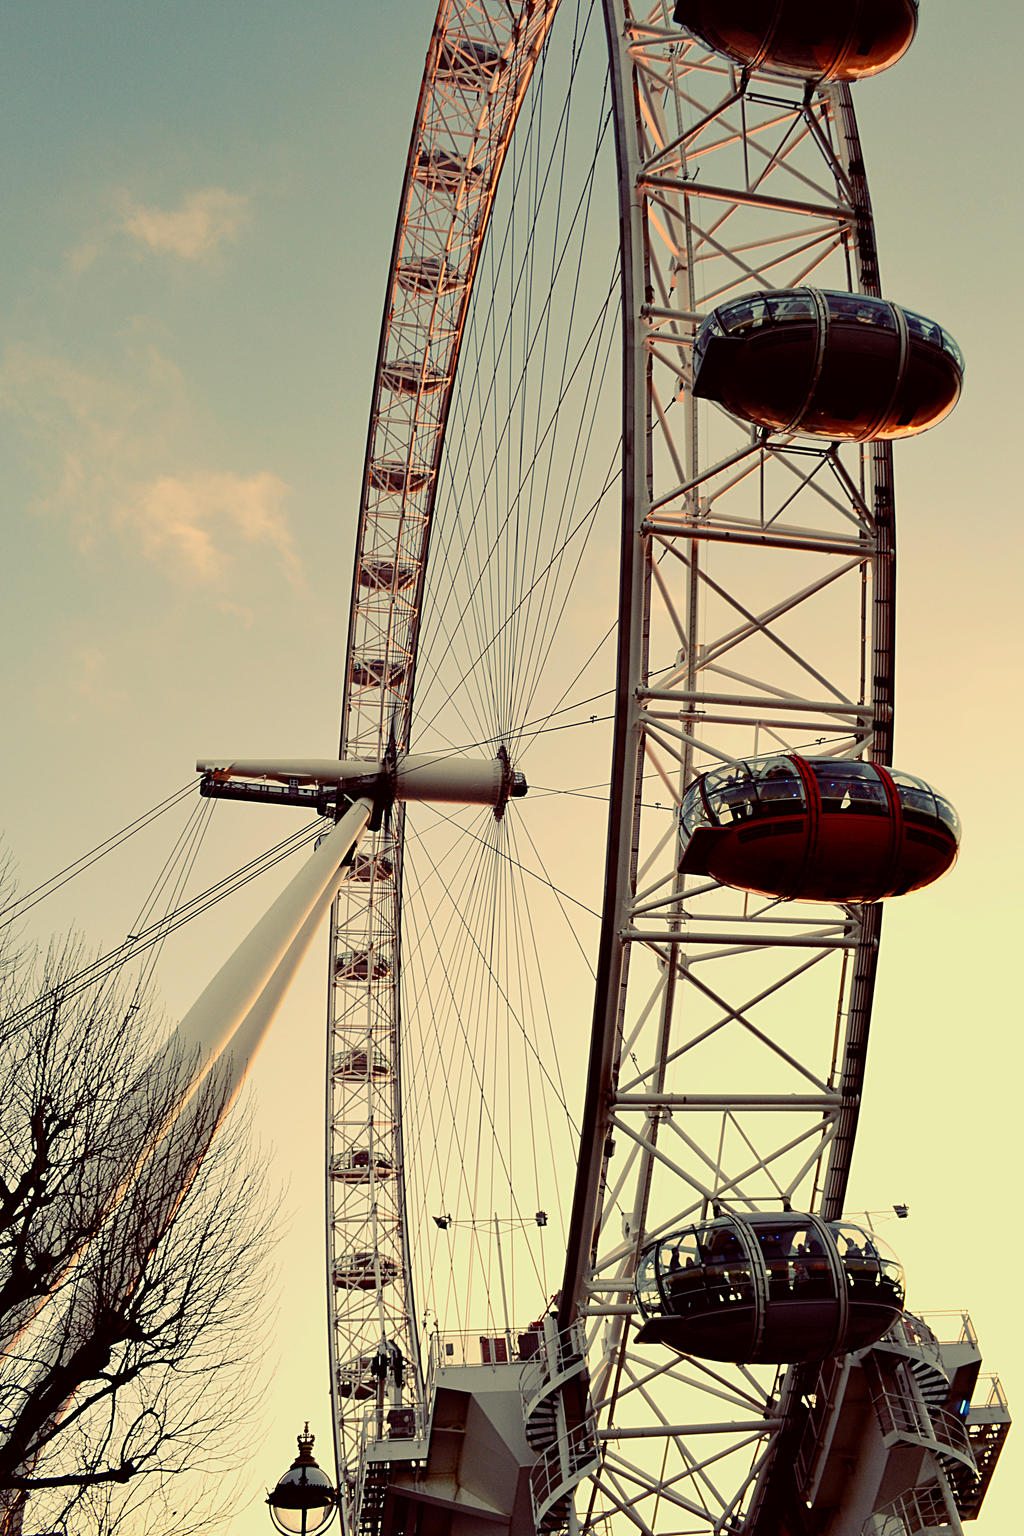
xmin=330 ymin=5 xmax=932 ymax=1532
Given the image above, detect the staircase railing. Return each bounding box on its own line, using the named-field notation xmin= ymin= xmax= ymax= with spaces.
xmin=872 ymin=1389 xmax=976 ymax=1470
xmin=529 ymin=1415 xmax=601 ymax=1525
xmin=861 ymin=1481 xmax=960 ymax=1535
xmin=520 ymin=1320 xmax=588 ymax=1420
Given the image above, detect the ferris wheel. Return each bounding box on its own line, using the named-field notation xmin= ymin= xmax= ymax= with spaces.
xmin=314 ymin=2 xmax=979 ymax=1533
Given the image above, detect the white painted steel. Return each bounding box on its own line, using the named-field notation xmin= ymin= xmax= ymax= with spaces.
xmin=3 ymin=796 xmax=374 ymax=1358
xmin=333 ymin=3 xmax=922 ymax=1533
xmin=328 ymin=0 xmax=565 ymax=1504
xmin=198 ymin=754 xmax=512 ymax=806
xmin=167 ymin=796 xmax=373 ymax=1096
xmin=556 ymin=9 xmax=901 ymax=1531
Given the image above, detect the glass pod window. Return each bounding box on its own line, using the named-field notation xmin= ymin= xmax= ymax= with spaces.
xmin=889 ymin=770 xmax=959 ymax=836
xmin=810 ymin=760 xmax=889 ymax=815
xmin=829 ymin=1222 xmax=905 ymax=1305
xmin=693 ymin=312 xmax=724 ymax=364
xmin=718 ymin=296 xmax=771 ymax=335
xmin=752 ymin=756 xmax=805 ymax=814
xmin=932 ymin=793 xmax=961 ymax=839
xmin=784 ymin=1226 xmax=833 ymax=1296
xmin=698 ymin=1224 xmax=753 ymax=1305
xmin=684 ymin=757 xmax=808 ymax=832
xmin=680 ymin=781 xmax=710 ymax=837
xmin=753 ymin=1218 xmax=823 ymax=1300
xmin=703 ymin=765 xmax=759 ymax=825
xmin=831 ymin=1222 xmax=881 ymax=1286
xmin=766 ymin=291 xmax=816 ymax=324
xmin=940 ymin=328 xmax=965 ymax=371
xmin=824 ymin=292 xmax=896 ymax=329
xmin=889 ymin=769 xmax=937 ymax=820
xmin=635 ymin=1251 xmax=662 ymax=1317
xmin=871 ymin=1232 xmax=907 ymax=1306
xmin=903 ymin=309 xmax=944 ymax=348
xmin=660 ymin=1232 xmax=713 ymax=1314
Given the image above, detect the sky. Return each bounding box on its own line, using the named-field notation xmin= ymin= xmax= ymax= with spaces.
xmin=1 ymin=3 xmax=1021 ymax=1533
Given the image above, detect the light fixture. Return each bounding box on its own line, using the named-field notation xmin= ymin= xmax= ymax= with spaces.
xmin=267 ymin=1425 xmax=336 ymax=1536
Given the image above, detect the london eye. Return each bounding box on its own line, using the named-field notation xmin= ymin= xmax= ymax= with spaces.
xmin=240 ymin=3 xmax=1009 ymax=1533
xmin=0 ymin=5 xmax=1012 ymax=1535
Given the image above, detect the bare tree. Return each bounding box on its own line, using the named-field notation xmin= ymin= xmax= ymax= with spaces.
xmin=0 ymin=885 xmax=275 ymax=1536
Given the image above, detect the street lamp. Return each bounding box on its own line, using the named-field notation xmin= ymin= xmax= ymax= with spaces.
xmin=266 ymin=1425 xmax=337 ymax=1536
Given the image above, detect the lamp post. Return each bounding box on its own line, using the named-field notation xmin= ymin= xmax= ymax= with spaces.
xmin=266 ymin=1425 xmax=337 ymax=1536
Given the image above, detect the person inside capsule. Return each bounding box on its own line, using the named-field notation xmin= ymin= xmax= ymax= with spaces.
xmin=635 ymin=1212 xmax=906 ymax=1362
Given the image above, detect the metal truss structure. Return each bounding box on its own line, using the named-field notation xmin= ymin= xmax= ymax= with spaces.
xmin=327 ymin=3 xmax=955 ymax=1532
xmin=328 ymin=0 xmax=562 ymax=1482
xmin=560 ymin=10 xmax=897 ymax=1529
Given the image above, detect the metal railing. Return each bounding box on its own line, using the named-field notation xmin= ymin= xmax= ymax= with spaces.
xmin=426 ymin=1327 xmax=533 ymax=1371
xmin=862 ymin=1481 xmax=958 ymax=1535
xmin=910 ymin=1311 xmax=977 ymax=1349
xmin=350 ymin=1389 xmax=429 ymax=1534
xmin=357 ymin=1400 xmax=427 ymax=1446
xmin=520 ymin=1321 xmax=588 ymax=1419
xmin=794 ymin=1354 xmax=846 ymax=1491
xmin=881 ymin=1313 xmax=946 ymax=1373
xmin=872 ymin=1390 xmax=975 ymax=1468
xmin=974 ymin=1373 xmax=1009 ymax=1414
xmin=529 ymin=1415 xmax=601 ymax=1523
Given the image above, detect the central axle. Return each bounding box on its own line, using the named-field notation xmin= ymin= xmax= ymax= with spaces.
xmin=197 ymin=750 xmax=528 ymax=822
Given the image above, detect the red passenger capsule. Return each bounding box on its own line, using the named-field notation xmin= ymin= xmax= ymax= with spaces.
xmin=337 ymin=1356 xmax=376 ymax=1400
xmin=358 ymin=560 xmax=417 ymax=593
xmin=692 ymin=288 xmax=963 ymax=441
xmin=673 ymin=0 xmax=918 ymax=83
xmin=678 ymin=756 xmax=959 ymax=903
xmin=330 ymin=1150 xmax=396 ymax=1184
xmin=396 ymin=256 xmax=463 ymax=295
xmin=380 ymin=360 xmax=448 ymax=396
xmin=437 ymin=38 xmax=503 ymax=90
xmin=368 ymin=461 xmax=432 ymax=495
xmin=350 ymin=657 xmax=409 ymax=690
xmin=333 ymin=1252 xmax=398 ymax=1291
xmin=333 ymin=1045 xmax=391 ymax=1080
xmin=635 ymin=1214 xmax=905 ymax=1364
xmin=334 ymin=949 xmax=392 ymax=982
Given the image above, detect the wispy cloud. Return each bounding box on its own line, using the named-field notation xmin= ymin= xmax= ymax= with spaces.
xmin=0 ymin=343 xmax=299 ymax=588
xmin=118 ymin=188 xmax=250 ymax=260
xmin=0 ymin=343 xmax=182 ymax=547
xmin=66 ymin=238 xmax=104 ymax=276
xmin=70 ymin=647 xmax=127 ymax=710
xmin=119 ymin=472 xmax=298 ymax=581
